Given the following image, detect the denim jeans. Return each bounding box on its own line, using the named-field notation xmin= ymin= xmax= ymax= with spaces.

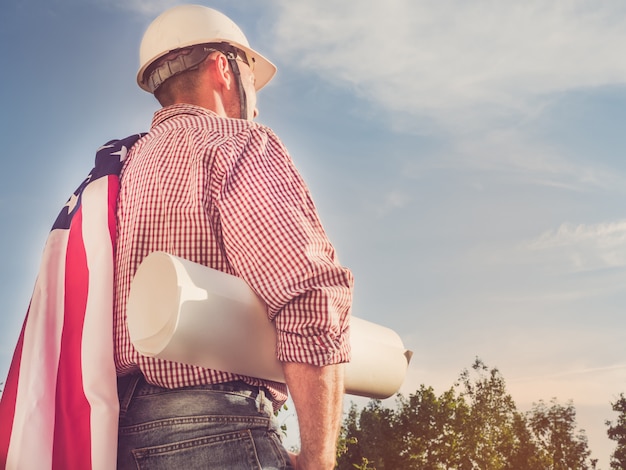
xmin=117 ymin=375 xmax=294 ymax=469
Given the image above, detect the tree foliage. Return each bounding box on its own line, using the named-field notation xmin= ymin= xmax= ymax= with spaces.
xmin=336 ymin=358 xmax=596 ymax=470
xmin=527 ymin=398 xmax=593 ymax=469
xmin=606 ymin=393 xmax=626 ymax=470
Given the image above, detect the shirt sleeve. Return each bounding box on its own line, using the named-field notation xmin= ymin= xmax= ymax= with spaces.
xmin=216 ymin=126 xmax=353 ymax=366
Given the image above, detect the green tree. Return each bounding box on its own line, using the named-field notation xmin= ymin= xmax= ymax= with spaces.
xmin=454 ymin=357 xmax=542 ymax=470
xmin=337 ymin=398 xmax=407 ymax=470
xmin=394 ymin=385 xmax=468 ymax=469
xmin=336 ymin=358 xmax=596 ymax=470
xmin=527 ymin=398 xmax=592 ymax=469
xmin=606 ymin=393 xmax=626 ymax=469
xmin=337 ymin=387 xmax=466 ymax=470
xmin=506 ymin=410 xmax=546 ymax=470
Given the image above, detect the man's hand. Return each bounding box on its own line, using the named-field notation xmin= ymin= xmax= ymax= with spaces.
xmin=282 ymin=362 xmax=344 ymax=470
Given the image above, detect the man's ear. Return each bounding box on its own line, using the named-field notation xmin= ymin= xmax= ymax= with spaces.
xmin=210 ymin=53 xmax=233 ymax=91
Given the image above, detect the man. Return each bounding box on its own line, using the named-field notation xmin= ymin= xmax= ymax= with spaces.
xmin=114 ymin=5 xmax=353 ymax=469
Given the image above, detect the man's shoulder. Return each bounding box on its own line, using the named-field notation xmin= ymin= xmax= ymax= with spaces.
xmin=149 ymin=104 xmax=288 ymax=160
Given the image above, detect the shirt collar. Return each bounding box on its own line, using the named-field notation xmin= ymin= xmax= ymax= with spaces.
xmin=151 ymin=103 xmax=219 ymax=128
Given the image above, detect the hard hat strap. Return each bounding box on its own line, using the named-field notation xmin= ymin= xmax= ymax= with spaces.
xmin=222 ymin=50 xmax=248 ymax=120
xmin=146 ymin=46 xmax=213 ymax=93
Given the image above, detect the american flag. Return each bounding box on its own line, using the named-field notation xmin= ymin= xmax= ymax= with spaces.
xmin=0 ymin=134 xmax=144 ymax=470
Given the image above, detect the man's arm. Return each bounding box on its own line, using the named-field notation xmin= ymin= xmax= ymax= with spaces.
xmin=282 ymin=362 xmax=344 ymax=470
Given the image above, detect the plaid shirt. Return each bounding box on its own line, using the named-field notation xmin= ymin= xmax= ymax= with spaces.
xmin=114 ymin=104 xmax=353 ymax=405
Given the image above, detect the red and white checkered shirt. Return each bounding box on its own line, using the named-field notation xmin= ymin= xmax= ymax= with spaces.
xmin=114 ymin=104 xmax=353 ymax=405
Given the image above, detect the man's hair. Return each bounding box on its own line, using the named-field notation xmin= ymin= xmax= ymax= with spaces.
xmin=153 ymin=67 xmax=203 ymax=106
xmin=150 ymin=48 xmax=213 ymax=106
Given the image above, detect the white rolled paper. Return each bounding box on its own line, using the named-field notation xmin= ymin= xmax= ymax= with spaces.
xmin=127 ymin=252 xmax=412 ymax=399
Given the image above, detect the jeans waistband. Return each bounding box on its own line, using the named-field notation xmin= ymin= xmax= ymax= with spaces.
xmin=117 ymin=374 xmax=268 ymax=417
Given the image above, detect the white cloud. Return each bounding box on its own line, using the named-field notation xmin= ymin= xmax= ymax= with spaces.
xmin=528 ymin=220 xmax=626 ymax=249
xmin=271 ymin=0 xmax=626 ymax=132
xmin=400 ymin=122 xmax=626 ymax=193
xmin=87 ymin=0 xmax=178 ymax=16
xmin=453 ymin=129 xmax=625 ymax=190
xmin=523 ymin=220 xmax=626 ymax=272
xmin=375 ymin=190 xmax=411 ymax=216
xmin=271 ymin=0 xmax=626 ymax=194
xmin=96 ymin=0 xmax=267 ymax=18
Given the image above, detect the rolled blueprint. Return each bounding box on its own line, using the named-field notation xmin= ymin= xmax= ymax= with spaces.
xmin=127 ymin=252 xmax=412 ymax=399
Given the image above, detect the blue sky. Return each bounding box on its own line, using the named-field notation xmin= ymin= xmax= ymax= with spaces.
xmin=2 ymin=0 xmax=626 ymax=465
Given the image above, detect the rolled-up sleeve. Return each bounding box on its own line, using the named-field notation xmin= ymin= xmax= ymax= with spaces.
xmin=216 ymin=126 xmax=353 ymax=366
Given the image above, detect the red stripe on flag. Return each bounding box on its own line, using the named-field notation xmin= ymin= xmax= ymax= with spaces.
xmin=0 ymin=315 xmax=27 ymax=468
xmin=52 ymin=207 xmax=92 ymax=469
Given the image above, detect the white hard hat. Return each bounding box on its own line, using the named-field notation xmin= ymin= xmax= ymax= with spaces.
xmin=137 ymin=4 xmax=277 ymax=93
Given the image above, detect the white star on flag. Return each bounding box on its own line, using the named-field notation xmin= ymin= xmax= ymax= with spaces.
xmin=111 ymin=145 xmax=129 ymax=162
xmin=64 ymin=193 xmax=79 ymax=214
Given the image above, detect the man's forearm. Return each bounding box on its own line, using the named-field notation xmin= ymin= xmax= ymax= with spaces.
xmin=282 ymin=362 xmax=344 ymax=470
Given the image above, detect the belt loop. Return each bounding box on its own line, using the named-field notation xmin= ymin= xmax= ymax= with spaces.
xmin=257 ymin=387 xmax=266 ymax=414
xmin=118 ymin=374 xmax=142 ymax=418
